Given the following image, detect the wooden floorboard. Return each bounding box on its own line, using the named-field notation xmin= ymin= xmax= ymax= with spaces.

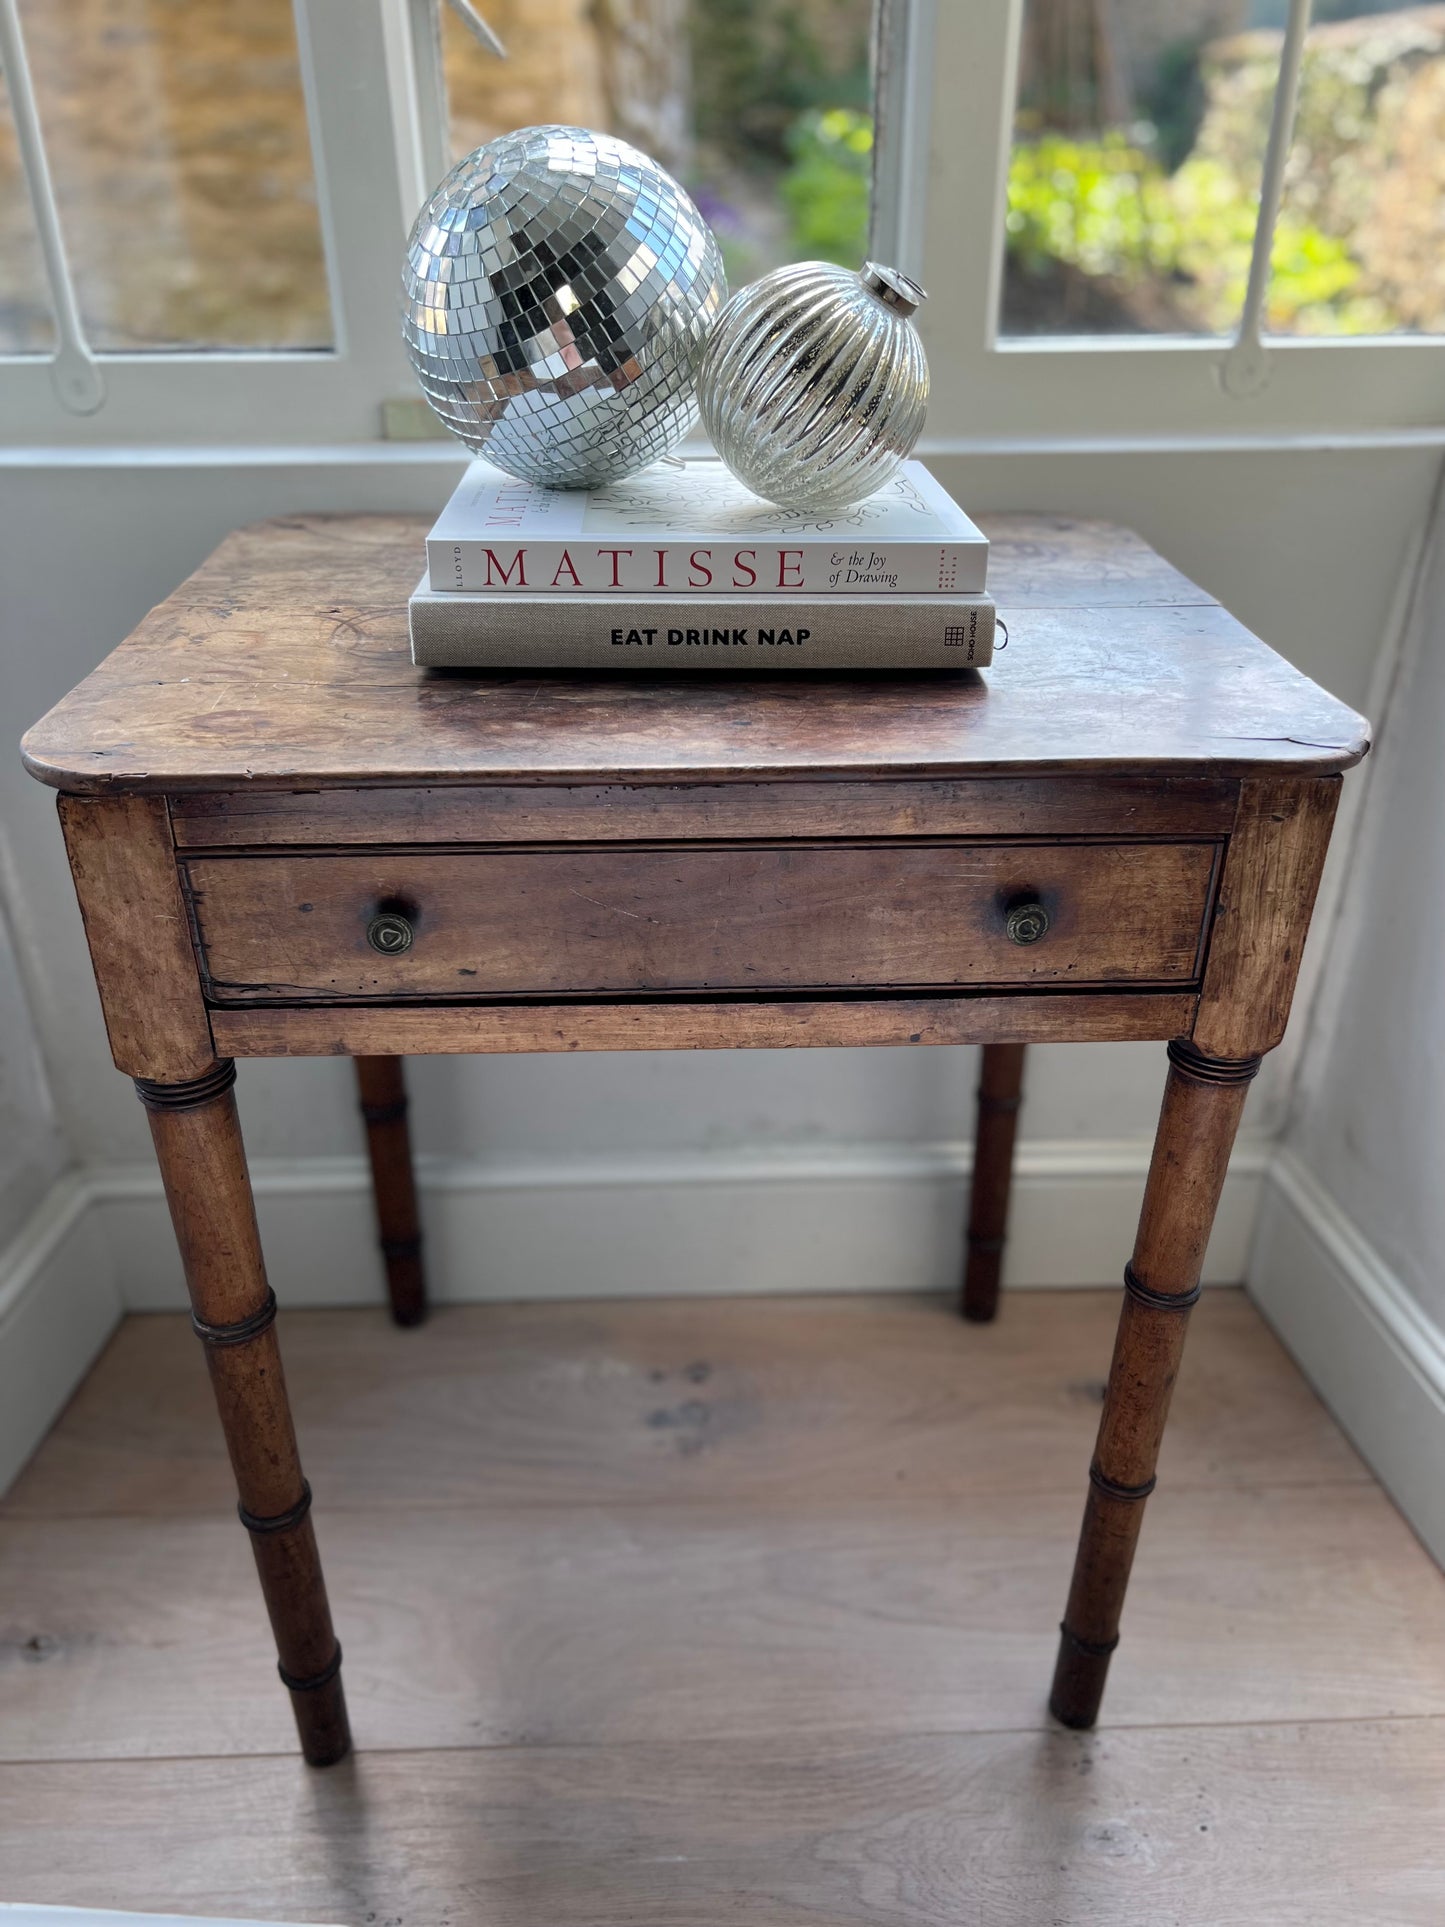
xmin=2 ymin=1289 xmax=1369 ymax=1519
xmin=4 ymin=1724 xmax=1444 ymax=1926
xmin=4 ymin=1477 xmax=1442 ymax=1762
xmin=1 ymin=1288 xmax=1440 ymax=1921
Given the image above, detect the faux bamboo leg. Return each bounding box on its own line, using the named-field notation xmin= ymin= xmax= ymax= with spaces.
xmin=1049 ymin=1038 xmax=1260 ymax=1730
xmin=355 ymin=1055 xmax=427 ymax=1327
xmin=961 ymin=1042 xmax=1026 ymax=1322
xmin=136 ymin=1061 xmax=351 ymax=1766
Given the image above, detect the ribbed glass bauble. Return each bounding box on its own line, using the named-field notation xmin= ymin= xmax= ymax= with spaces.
xmin=697 ymin=260 xmax=929 ymax=512
xmin=401 ymin=126 xmax=727 ymax=488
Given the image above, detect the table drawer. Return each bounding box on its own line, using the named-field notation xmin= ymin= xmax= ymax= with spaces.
xmin=182 ymin=841 xmax=1219 ymax=1005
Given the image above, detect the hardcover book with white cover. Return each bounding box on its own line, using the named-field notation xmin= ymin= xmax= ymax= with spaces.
xmin=426 ymin=456 xmax=988 ymax=597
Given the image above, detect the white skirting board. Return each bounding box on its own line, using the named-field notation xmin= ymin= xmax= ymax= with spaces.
xmin=9 ymin=1137 xmax=1443 ymax=1580
xmin=0 ymin=1909 xmax=335 ymax=1927
xmin=0 ymin=1134 xmax=1262 ymax=1500
xmin=1249 ymin=1149 xmax=1445 ymax=1568
xmin=92 ymin=1136 xmax=1269 ymax=1311
xmin=0 ymin=1172 xmax=122 ymax=1494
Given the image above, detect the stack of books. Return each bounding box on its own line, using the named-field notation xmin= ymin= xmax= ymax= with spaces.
xmin=408 ymin=456 xmax=994 ymax=670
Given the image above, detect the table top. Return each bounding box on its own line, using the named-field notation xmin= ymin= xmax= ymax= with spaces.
xmin=22 ymin=511 xmax=1369 ymax=794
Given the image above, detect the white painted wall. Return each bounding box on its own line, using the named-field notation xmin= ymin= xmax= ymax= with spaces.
xmin=0 ymin=869 xmax=68 ymax=1248
xmin=1246 ymin=478 xmax=1445 ymax=1565
xmin=1285 ymin=488 xmax=1445 ymax=1329
xmin=0 ymin=783 xmax=108 ymax=1496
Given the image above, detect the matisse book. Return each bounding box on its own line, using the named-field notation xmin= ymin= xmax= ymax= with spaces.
xmin=425 ymin=455 xmax=989 ymax=598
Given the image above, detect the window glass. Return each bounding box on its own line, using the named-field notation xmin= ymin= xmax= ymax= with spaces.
xmin=0 ymin=53 xmax=54 ymax=351
xmin=1265 ymin=2 xmax=1445 ymax=336
xmin=1003 ymin=0 xmax=1255 ymax=337
xmin=3 ymin=0 xmax=331 ymax=352
xmin=440 ymin=0 xmax=875 ymax=284
xmin=1002 ymin=0 xmax=1445 ymax=340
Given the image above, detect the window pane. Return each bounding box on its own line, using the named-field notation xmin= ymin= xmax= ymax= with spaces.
xmin=1002 ymin=0 xmax=1271 ymax=337
xmin=1264 ymin=3 xmax=1445 ymax=336
xmin=440 ymin=0 xmax=875 ymax=284
xmin=6 ymin=0 xmax=331 ymax=351
xmin=0 ymin=55 xmax=55 ymax=351
xmin=1002 ymin=1 xmax=1445 ymax=341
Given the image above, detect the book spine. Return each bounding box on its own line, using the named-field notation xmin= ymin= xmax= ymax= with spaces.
xmin=409 ymin=597 xmax=995 ymax=670
xmin=426 ymin=536 xmax=988 ymax=598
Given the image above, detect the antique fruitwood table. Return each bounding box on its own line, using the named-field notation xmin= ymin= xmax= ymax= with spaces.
xmin=22 ymin=512 xmax=1368 ymax=1767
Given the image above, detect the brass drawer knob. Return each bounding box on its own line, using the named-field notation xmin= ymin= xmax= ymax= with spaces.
xmin=1004 ymin=899 xmax=1049 ymax=946
xmin=366 ymin=911 xmax=414 ymax=956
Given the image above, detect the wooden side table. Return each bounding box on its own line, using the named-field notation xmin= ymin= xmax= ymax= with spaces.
xmin=22 ymin=513 xmax=1368 ymax=1767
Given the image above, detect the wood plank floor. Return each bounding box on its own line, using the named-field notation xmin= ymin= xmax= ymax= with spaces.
xmin=3 ymin=1289 xmax=1442 ymax=1923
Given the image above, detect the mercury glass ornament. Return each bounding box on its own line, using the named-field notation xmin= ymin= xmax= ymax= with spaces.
xmin=698 ymin=260 xmax=929 ymax=512
xmin=401 ymin=125 xmax=727 ymax=488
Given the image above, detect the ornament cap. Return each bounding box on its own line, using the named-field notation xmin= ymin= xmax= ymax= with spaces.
xmin=859 ymin=262 xmax=926 ymax=317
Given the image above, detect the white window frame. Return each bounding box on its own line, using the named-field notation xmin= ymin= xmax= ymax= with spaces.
xmin=912 ymin=0 xmax=1445 ymax=455
xmin=3 ymin=0 xmax=1443 ymax=452
xmin=0 ymin=0 xmax=428 ymax=445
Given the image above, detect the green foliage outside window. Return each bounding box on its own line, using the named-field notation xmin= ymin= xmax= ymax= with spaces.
xmin=779 ymin=108 xmax=873 ymax=265
xmin=1005 ymin=131 xmax=1393 ymax=335
xmin=774 ymin=110 xmax=1391 ymax=333
xmin=754 ymin=5 xmax=1406 ymax=336
xmin=690 ymin=0 xmax=870 ymax=164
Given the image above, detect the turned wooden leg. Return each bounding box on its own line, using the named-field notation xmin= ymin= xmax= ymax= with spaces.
xmin=1049 ymin=1038 xmax=1260 ymax=1729
xmin=355 ymin=1055 xmax=427 ymax=1327
xmin=961 ymin=1042 xmax=1026 ymax=1322
xmin=136 ymin=1061 xmax=351 ymax=1766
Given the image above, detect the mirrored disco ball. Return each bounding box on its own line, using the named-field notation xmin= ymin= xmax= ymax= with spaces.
xmin=401 ymin=125 xmax=727 ymax=488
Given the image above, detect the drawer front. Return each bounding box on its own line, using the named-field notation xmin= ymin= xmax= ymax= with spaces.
xmin=183 ymin=841 xmax=1219 ymax=1004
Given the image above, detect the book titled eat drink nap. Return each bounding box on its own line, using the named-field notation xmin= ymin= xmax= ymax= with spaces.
xmin=426 ymin=455 xmax=989 ymax=597
xmin=408 ymin=578 xmax=996 ymax=670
